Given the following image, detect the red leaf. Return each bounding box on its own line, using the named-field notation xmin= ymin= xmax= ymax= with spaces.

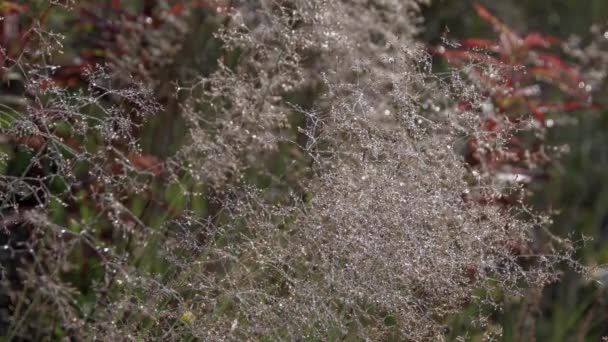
xmin=461 ymin=38 xmax=497 ymax=49
xmin=50 ymin=63 xmax=91 ymax=86
xmin=484 ymin=118 xmax=499 ymax=131
xmin=529 ymin=105 xmax=546 ymax=123
xmin=562 ymin=101 xmax=585 ymax=111
xmin=534 ymin=52 xmax=583 ymax=84
xmin=473 ymin=3 xmax=521 ymax=55
xmin=464 ymin=264 xmax=478 ymax=283
xmin=13 ymin=135 xmax=46 ymax=151
xmin=0 ymin=2 xmax=28 ymax=15
xmin=170 ymin=3 xmax=185 ymax=15
xmin=457 ymin=101 xmax=473 ymax=112
xmin=535 ymin=52 xmax=569 ymax=68
xmin=523 ymin=33 xmax=560 ymax=48
xmin=473 ymin=3 xmax=502 ymax=28
xmin=528 ymin=66 xmax=582 ymax=96
xmin=129 ymin=153 xmax=163 ymax=175
xmin=56 ymin=134 xmax=83 ymax=152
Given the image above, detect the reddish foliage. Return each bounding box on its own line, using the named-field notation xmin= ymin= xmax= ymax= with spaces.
xmin=440 ymin=3 xmax=593 ymax=124
xmin=0 ymin=2 xmax=28 ymax=15
xmin=128 ymin=153 xmax=164 ymax=175
xmin=437 ymin=3 xmax=599 ymax=186
xmin=1 ymin=1 xmax=179 ymax=219
xmin=523 ymin=33 xmax=559 ymax=49
xmin=170 ymin=3 xmax=185 ymax=15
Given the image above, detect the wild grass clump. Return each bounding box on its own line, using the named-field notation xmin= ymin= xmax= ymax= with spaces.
xmin=0 ymin=0 xmax=581 ymax=340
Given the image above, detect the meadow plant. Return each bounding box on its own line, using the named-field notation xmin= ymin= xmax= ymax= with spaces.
xmin=0 ymin=0 xmax=582 ymax=340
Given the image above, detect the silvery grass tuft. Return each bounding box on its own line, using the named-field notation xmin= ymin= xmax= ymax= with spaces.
xmin=172 ymin=0 xmax=577 ymax=340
